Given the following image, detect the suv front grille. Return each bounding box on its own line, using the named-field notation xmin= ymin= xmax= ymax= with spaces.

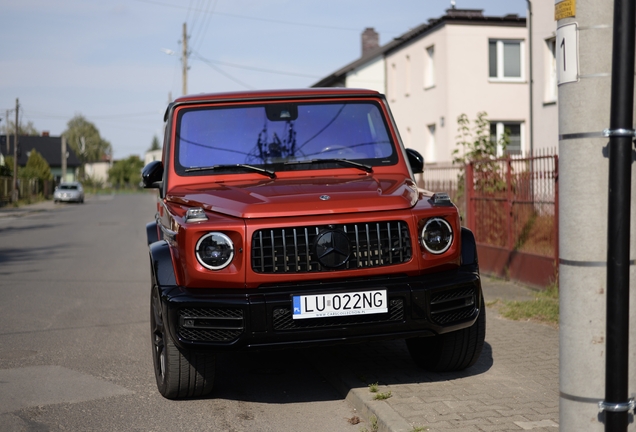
xmin=251 ymin=221 xmax=412 ymax=274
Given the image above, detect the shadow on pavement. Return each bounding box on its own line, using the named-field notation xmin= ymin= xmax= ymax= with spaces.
xmin=205 ymin=338 xmax=493 ymax=404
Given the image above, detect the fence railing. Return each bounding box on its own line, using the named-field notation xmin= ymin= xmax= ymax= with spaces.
xmin=0 ymin=176 xmax=55 ymax=205
xmin=418 ymin=150 xmax=559 ymax=288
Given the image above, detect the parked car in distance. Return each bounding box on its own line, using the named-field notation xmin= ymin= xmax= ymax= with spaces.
xmin=53 ymin=182 xmax=84 ymax=203
xmin=142 ymin=88 xmax=485 ymax=399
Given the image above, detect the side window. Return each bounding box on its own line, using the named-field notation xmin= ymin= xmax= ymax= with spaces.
xmin=545 ymin=38 xmax=557 ymax=103
xmin=425 ymin=45 xmax=435 ymax=89
xmin=489 ymin=39 xmax=524 ymax=81
xmin=490 ymin=121 xmax=523 ymax=156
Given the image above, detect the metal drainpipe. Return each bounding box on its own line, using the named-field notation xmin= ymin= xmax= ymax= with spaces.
xmin=526 ymin=0 xmax=534 ymax=157
xmin=602 ymin=0 xmax=635 ymax=430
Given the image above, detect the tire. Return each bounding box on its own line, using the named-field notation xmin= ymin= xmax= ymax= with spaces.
xmin=406 ymin=298 xmax=486 ymax=372
xmin=150 ymin=286 xmax=216 ymax=399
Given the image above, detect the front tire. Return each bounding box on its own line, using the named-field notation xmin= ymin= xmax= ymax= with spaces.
xmin=150 ymin=287 xmax=216 ymax=399
xmin=406 ymin=298 xmax=486 ymax=372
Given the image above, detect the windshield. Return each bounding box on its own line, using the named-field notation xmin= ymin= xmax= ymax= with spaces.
xmin=174 ymin=101 xmax=397 ymax=175
xmin=60 ymin=185 xmax=79 ymax=190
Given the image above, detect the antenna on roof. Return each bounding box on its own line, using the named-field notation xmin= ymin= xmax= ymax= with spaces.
xmin=450 ymin=0 xmax=456 ymax=9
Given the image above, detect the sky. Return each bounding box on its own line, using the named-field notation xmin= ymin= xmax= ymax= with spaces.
xmin=0 ymin=0 xmax=527 ymax=160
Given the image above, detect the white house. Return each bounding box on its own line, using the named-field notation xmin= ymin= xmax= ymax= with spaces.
xmin=314 ymin=8 xmax=538 ymax=165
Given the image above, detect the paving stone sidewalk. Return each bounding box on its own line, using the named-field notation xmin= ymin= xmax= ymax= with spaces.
xmin=310 ymin=277 xmax=559 ymax=432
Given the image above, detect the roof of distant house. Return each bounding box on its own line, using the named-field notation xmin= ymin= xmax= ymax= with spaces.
xmin=312 ymin=9 xmax=525 ymax=88
xmin=0 ymin=135 xmax=82 ymax=168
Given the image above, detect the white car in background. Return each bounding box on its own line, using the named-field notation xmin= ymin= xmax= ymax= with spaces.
xmin=53 ymin=182 xmax=84 ymax=203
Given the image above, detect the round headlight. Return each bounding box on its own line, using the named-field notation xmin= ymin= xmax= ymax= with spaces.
xmin=195 ymin=232 xmax=234 ymax=270
xmin=421 ymin=218 xmax=453 ymax=254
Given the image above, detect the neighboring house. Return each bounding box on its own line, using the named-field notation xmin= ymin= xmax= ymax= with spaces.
xmin=529 ymin=1 xmax=558 ymax=152
xmin=314 ymin=8 xmax=535 ymax=165
xmin=0 ymin=133 xmax=81 ymax=183
xmin=84 ymin=154 xmax=112 ymax=186
xmin=313 ymin=27 xmax=387 ymax=92
xmin=145 ymin=149 xmax=162 ymax=166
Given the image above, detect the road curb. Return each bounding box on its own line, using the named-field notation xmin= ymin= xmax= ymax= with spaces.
xmin=312 ymin=355 xmax=413 ymax=432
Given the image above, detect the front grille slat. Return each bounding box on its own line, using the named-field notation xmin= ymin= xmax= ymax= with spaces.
xmin=251 ymin=221 xmax=412 ymax=274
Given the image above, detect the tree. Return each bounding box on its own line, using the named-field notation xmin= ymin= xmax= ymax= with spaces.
xmin=0 ymin=156 xmax=13 ymax=177
xmin=453 ymin=112 xmax=510 ymax=196
xmin=1 ymin=120 xmax=39 ymax=136
xmin=149 ymin=135 xmax=161 ymax=152
xmin=108 ymin=155 xmax=144 ymax=188
xmin=21 ymin=150 xmax=52 ymax=181
xmin=63 ymin=115 xmax=112 ymax=164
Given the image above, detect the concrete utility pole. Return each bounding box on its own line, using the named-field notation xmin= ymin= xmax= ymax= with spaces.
xmin=182 ymin=22 xmax=188 ymax=96
xmin=557 ymin=0 xmax=636 ymax=430
xmin=12 ymin=98 xmax=18 ymax=203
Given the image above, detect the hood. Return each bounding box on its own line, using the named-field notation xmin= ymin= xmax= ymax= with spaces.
xmin=166 ymin=175 xmax=418 ymax=218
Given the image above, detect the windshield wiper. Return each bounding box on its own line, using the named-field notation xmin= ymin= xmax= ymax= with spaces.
xmin=284 ymin=158 xmax=373 ymax=173
xmin=185 ymin=164 xmax=276 ymax=178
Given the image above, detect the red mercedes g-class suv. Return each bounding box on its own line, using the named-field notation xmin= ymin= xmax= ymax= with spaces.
xmin=142 ymin=88 xmax=485 ymax=399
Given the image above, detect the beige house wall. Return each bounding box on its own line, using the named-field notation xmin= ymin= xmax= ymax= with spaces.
xmin=531 ymin=1 xmax=559 ymax=153
xmin=345 ymin=57 xmax=386 ymax=93
xmin=385 ymin=22 xmax=528 ymax=165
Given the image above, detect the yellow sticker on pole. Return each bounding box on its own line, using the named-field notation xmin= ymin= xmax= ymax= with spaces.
xmin=555 ymin=0 xmax=576 ymax=20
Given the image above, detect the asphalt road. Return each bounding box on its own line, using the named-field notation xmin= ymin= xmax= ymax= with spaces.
xmin=0 ymin=194 xmax=361 ymax=432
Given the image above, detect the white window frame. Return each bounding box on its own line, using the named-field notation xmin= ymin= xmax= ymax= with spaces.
xmin=544 ymin=37 xmax=557 ymax=103
xmin=405 ymin=55 xmax=411 ymax=97
xmin=491 ymin=121 xmax=525 ymax=156
xmin=424 ymin=45 xmax=435 ymax=89
xmin=489 ymin=39 xmax=525 ymax=82
xmin=426 ymin=124 xmax=436 ymax=163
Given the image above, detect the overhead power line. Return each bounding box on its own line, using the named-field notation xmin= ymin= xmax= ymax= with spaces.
xmin=133 ymin=0 xmax=364 ymax=32
xmin=191 ymin=51 xmax=322 ymax=79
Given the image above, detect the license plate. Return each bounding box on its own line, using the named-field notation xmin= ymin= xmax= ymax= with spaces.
xmin=292 ymin=290 xmax=387 ymax=319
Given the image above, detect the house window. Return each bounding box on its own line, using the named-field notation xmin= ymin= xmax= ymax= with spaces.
xmin=489 ymin=39 xmax=524 ymax=81
xmin=426 ymin=124 xmax=436 ymax=163
xmin=545 ymin=38 xmax=557 ymax=103
xmin=405 ymin=55 xmax=411 ymax=96
xmin=490 ymin=121 xmax=523 ymax=156
xmin=425 ymin=46 xmax=435 ymax=88
xmin=389 ymin=63 xmax=397 ymax=101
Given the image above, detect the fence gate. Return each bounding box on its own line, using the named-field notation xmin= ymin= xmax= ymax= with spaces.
xmin=465 ymin=152 xmax=559 ymax=288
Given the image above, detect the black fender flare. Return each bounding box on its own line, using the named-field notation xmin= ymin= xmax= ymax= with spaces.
xmin=146 ymin=221 xmax=160 ymax=246
xmin=149 ymin=240 xmax=177 ymax=287
xmin=460 ymin=227 xmax=478 ymax=267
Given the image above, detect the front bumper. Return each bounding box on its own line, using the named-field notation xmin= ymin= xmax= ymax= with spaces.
xmin=54 ymin=193 xmax=82 ymax=202
xmin=156 ymin=266 xmax=482 ymax=352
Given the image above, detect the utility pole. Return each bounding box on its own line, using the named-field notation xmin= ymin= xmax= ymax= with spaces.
xmin=61 ymin=135 xmax=67 ymax=183
xmin=12 ymin=98 xmax=18 ymax=203
xmin=557 ymin=0 xmax=636 ymax=430
xmin=182 ymin=22 xmax=188 ymax=96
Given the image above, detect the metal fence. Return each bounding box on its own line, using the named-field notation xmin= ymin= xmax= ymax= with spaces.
xmin=0 ymin=176 xmax=55 ymax=205
xmin=419 ymin=150 xmax=559 ymax=288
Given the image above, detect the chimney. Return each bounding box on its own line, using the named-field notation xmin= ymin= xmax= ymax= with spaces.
xmin=42 ymin=131 xmax=50 ymax=137
xmin=361 ymin=28 xmax=379 ymax=56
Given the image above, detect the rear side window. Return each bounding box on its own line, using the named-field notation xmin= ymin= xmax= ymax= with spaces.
xmin=174 ymin=101 xmax=397 ymax=174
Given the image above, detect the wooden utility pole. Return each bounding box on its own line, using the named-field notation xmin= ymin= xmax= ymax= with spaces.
xmin=12 ymin=98 xmax=18 ymax=202
xmin=182 ymin=23 xmax=188 ymax=96
xmin=61 ymin=135 xmax=67 ymax=183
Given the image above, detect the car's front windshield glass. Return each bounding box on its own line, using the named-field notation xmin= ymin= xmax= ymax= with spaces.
xmin=174 ymin=101 xmax=397 ymax=175
xmin=60 ymin=185 xmax=78 ymax=190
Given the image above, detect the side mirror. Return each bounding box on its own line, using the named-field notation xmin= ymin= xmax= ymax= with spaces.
xmin=142 ymin=161 xmax=164 ymax=189
xmin=406 ymin=148 xmax=424 ymax=174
